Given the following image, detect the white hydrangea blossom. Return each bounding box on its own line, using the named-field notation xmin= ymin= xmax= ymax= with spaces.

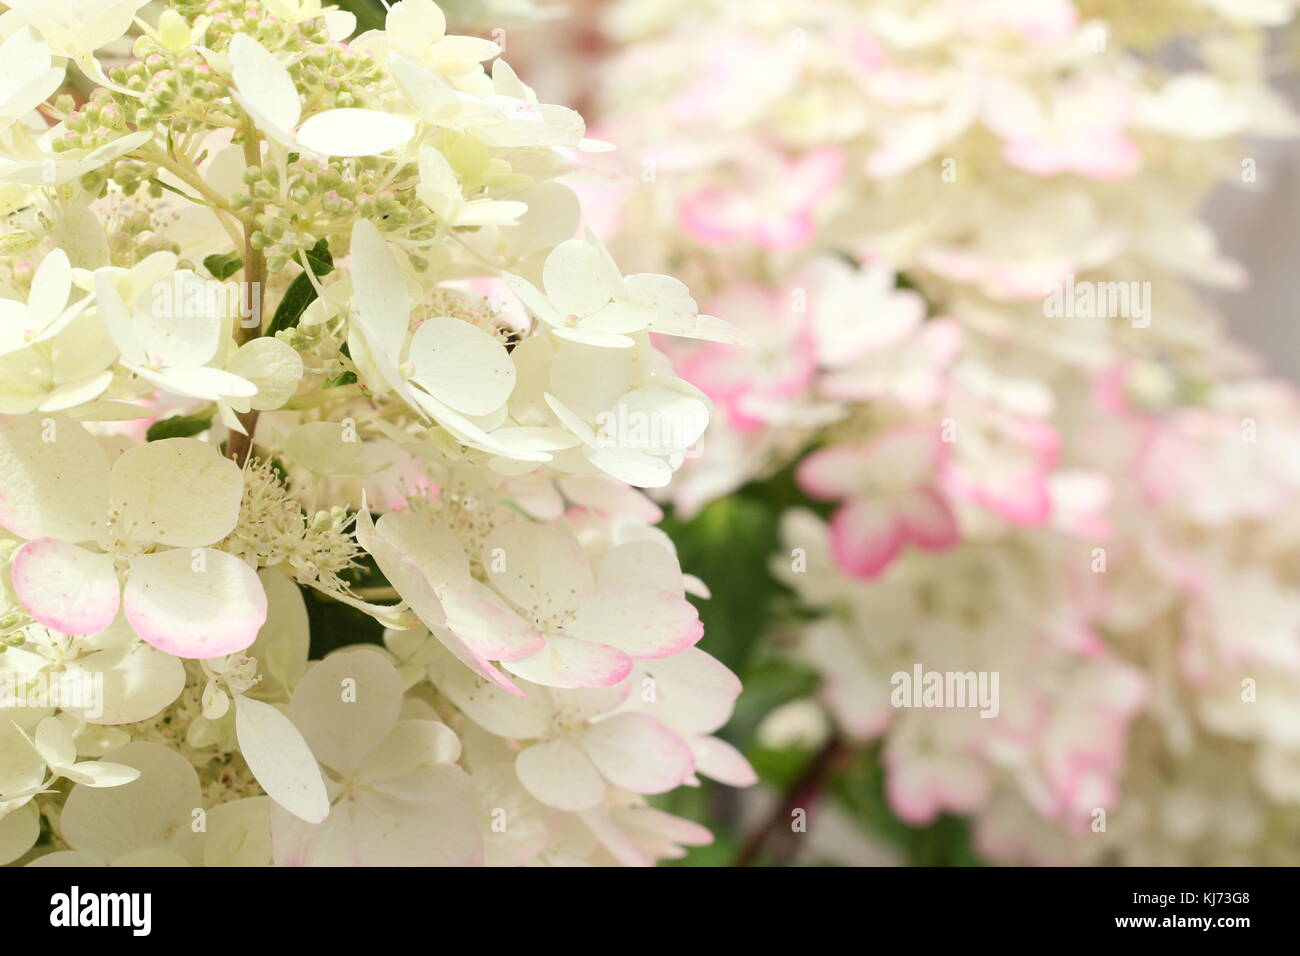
xmin=0 ymin=0 xmax=750 ymax=867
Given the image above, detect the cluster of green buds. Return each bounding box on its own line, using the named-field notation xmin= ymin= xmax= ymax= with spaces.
xmin=236 ymin=156 xmax=428 ymax=273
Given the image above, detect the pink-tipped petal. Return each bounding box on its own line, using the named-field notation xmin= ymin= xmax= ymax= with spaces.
xmin=502 ymin=634 xmax=633 ymax=689
xmin=124 ymin=548 xmax=267 ymax=658
xmin=796 ymin=444 xmax=875 ymax=501
xmin=579 ymin=712 xmax=695 ymax=795
xmin=567 ymin=585 xmax=703 ymax=658
xmin=829 ymin=498 xmax=904 ymax=579
xmin=895 ymin=487 xmax=960 ymax=551
xmin=11 ymin=538 xmax=119 ymax=635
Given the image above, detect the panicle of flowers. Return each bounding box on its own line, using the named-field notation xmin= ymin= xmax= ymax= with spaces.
xmin=0 ymin=0 xmax=750 ymax=867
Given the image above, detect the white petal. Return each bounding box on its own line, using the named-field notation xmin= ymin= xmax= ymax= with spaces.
xmin=349 ymin=220 xmax=411 ymax=357
xmin=629 ymin=647 xmax=740 ymax=735
xmin=131 ymin=364 xmax=259 ymax=402
xmin=502 ymin=634 xmax=632 ymax=689
xmin=624 ymin=273 xmax=698 ymax=328
xmin=132 ymin=271 xmax=223 ymax=368
xmin=11 ymin=539 xmax=119 ymax=636
xmin=354 ymin=508 xmax=451 ymax=634
xmin=233 ymin=693 xmax=329 ymax=823
xmin=225 ymin=337 xmax=303 ymax=411
xmin=441 ymin=580 xmax=544 ymax=662
xmin=72 ymin=627 xmax=186 ymax=725
xmin=297 ymin=109 xmax=414 ymax=157
xmin=567 ymin=584 xmax=702 ymax=658
xmin=61 ymin=760 xmax=141 ymax=788
xmin=290 ymin=648 xmax=401 ymax=778
xmin=0 ymin=413 xmax=108 ymax=541
xmin=585 ymin=445 xmax=673 ymax=488
xmin=229 ymin=34 xmax=301 ymax=140
xmin=416 ymin=145 xmax=462 ymax=219
xmin=428 ymin=652 xmax=549 ymax=738
xmin=0 ymin=802 xmax=39 ymax=865
xmin=59 ymin=742 xmax=200 ymax=861
xmin=693 ymin=736 xmax=758 ymax=787
xmin=246 ymin=568 xmax=310 ymax=698
xmin=29 ymin=249 xmax=71 ymax=322
xmin=408 ymin=315 xmax=515 ymax=416
xmin=123 ymin=548 xmax=267 ymax=658
xmin=543 ymin=239 xmax=619 ymax=318
xmin=483 ymin=521 xmax=594 ymax=620
xmin=515 ymin=738 xmax=605 ymax=810
xmin=358 ymin=719 xmax=461 ymax=785
xmin=109 ymin=439 xmax=243 ymax=547
xmin=579 ymin=712 xmax=694 ymax=795
xmin=34 ymin=716 xmax=76 ymax=770
xmin=203 ymin=797 xmax=273 ymax=866
xmin=502 ymin=272 xmax=564 ymax=328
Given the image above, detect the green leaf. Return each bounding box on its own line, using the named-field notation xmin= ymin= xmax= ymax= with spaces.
xmin=323 ymin=370 xmax=357 ymax=388
xmin=303 ymin=586 xmax=387 ymax=658
xmin=203 ymin=251 xmax=243 ymax=281
xmin=332 ymin=0 xmax=389 ymax=33
xmin=146 ymin=409 xmax=215 ymax=441
xmin=662 ymin=495 xmax=784 ymax=675
xmin=267 ymin=239 xmax=334 ymax=336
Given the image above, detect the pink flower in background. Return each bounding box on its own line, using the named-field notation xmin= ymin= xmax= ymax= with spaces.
xmin=943 ymin=411 xmax=1059 ymax=526
xmin=884 ymin=711 xmax=993 ymax=825
xmin=982 ymin=73 xmax=1140 ymax=180
xmin=680 ymin=281 xmax=817 ymax=431
xmin=797 ymin=425 xmax=960 ymax=578
xmin=679 ymin=146 xmax=845 ymax=251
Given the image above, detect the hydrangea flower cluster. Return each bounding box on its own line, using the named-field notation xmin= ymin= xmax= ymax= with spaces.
xmin=0 ymin=0 xmax=753 ymax=867
xmin=584 ymin=0 xmax=1300 ymax=863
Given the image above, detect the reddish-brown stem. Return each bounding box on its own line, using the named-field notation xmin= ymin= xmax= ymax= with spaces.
xmin=733 ymin=735 xmax=847 ymax=867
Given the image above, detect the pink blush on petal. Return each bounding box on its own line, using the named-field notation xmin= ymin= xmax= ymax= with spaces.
xmin=11 ymin=538 xmax=120 ymax=636
xmin=829 ymin=500 xmax=904 ymax=579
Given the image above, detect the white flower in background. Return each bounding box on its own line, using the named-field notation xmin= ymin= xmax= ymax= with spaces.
xmin=0 ymin=415 xmax=266 ymax=657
